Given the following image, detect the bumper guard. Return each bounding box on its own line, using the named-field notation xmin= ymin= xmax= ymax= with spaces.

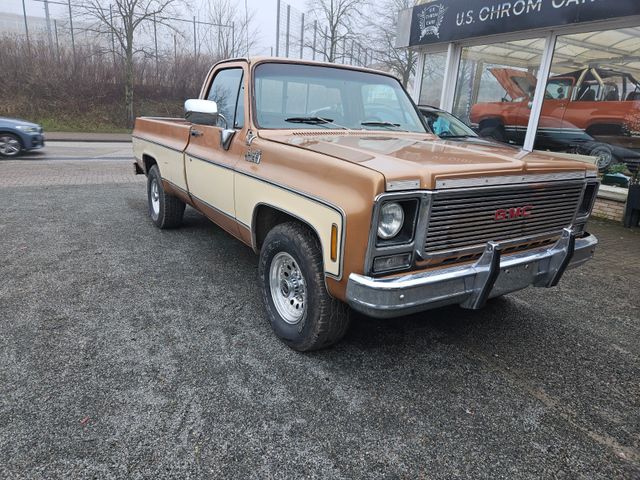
xmin=346 ymin=229 xmax=597 ymax=319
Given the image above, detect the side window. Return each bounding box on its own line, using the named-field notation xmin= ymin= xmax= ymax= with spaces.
xmin=206 ymin=68 xmax=244 ymax=129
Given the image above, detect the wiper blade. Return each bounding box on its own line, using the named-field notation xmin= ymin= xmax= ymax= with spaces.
xmin=361 ymin=121 xmax=407 ymax=131
xmin=285 ymin=116 xmax=334 ymax=124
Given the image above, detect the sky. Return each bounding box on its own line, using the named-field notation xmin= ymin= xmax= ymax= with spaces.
xmin=0 ymin=0 xmax=312 ymax=56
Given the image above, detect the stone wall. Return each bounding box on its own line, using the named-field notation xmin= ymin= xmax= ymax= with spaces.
xmin=591 ymin=185 xmax=628 ymax=222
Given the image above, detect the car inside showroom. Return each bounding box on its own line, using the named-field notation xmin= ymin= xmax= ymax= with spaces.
xmin=397 ymin=0 xmax=640 ymax=227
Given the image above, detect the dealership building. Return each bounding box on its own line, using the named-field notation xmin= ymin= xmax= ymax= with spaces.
xmin=397 ymin=0 xmax=640 ymax=223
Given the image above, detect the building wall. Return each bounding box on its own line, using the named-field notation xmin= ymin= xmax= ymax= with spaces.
xmin=592 ymin=197 xmax=626 ymax=222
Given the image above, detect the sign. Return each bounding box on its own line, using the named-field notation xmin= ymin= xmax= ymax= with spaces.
xmin=409 ymin=0 xmax=640 ymax=46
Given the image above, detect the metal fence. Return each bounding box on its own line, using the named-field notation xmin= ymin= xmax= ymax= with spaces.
xmin=274 ymin=0 xmax=373 ymax=67
xmin=2 ymin=0 xmax=238 ymax=62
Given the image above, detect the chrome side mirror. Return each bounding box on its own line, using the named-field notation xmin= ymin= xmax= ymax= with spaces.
xmin=185 ymin=99 xmax=219 ymax=126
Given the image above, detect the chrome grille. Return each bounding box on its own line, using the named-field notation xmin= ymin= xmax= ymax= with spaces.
xmin=423 ymin=182 xmax=584 ymax=260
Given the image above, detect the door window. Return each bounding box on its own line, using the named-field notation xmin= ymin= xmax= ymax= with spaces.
xmin=206 ymin=68 xmax=244 ymax=129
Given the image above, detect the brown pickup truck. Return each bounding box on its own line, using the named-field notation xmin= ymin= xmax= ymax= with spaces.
xmin=133 ymin=57 xmax=600 ymax=351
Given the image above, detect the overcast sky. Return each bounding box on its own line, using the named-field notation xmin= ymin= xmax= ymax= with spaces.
xmin=1 ymin=0 xmax=312 ymax=56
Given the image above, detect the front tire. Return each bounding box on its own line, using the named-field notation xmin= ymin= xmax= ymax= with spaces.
xmin=590 ymin=144 xmax=615 ymax=171
xmin=259 ymin=222 xmax=350 ymax=351
xmin=0 ymin=134 xmax=22 ymax=157
xmin=147 ymin=164 xmax=185 ymax=229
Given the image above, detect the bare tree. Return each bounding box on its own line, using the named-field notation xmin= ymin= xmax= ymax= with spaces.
xmin=366 ymin=0 xmax=418 ymax=87
xmin=307 ymin=0 xmax=367 ymax=62
xmin=205 ymin=0 xmax=260 ymax=58
xmin=76 ymin=0 xmax=184 ymax=126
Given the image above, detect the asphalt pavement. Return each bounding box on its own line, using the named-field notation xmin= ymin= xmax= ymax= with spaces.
xmin=1 ymin=144 xmax=639 ymax=479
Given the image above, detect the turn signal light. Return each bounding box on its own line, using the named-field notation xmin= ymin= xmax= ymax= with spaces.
xmin=373 ymin=253 xmax=411 ymax=273
xmin=331 ymin=224 xmax=338 ymax=261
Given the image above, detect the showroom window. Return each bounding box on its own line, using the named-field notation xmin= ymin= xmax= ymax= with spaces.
xmin=535 ymin=28 xmax=640 ymax=173
xmin=452 ymin=38 xmax=546 ymax=147
xmin=418 ymin=51 xmax=447 ymax=108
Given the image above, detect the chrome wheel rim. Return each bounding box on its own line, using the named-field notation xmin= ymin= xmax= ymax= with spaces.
xmin=269 ymin=252 xmax=307 ymax=325
xmin=594 ymin=149 xmax=612 ymax=169
xmin=0 ymin=136 xmax=20 ymax=156
xmin=150 ymin=179 xmax=160 ymax=216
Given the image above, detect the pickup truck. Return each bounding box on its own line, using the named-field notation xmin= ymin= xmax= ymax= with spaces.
xmin=133 ymin=57 xmax=600 ymax=351
xmin=469 ymin=67 xmax=640 ymax=170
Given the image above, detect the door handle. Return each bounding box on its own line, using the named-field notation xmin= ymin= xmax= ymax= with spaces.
xmin=191 ymin=129 xmax=203 ymax=137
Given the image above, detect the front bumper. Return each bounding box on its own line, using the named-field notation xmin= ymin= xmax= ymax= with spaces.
xmin=346 ymin=229 xmax=598 ymax=319
xmin=25 ymin=133 xmax=45 ymax=150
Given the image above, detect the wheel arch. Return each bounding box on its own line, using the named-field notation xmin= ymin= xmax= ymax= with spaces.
xmin=478 ymin=117 xmax=505 ymax=130
xmin=142 ymin=153 xmax=158 ymax=175
xmin=0 ymin=130 xmax=25 ymax=146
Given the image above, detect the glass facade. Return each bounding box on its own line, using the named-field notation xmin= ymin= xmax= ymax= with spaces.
xmin=418 ymin=51 xmax=447 ymax=108
xmin=452 ymin=38 xmax=545 ymax=146
xmin=536 ymin=28 xmax=640 ymax=173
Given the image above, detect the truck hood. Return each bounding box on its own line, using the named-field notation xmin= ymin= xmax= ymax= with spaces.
xmin=259 ymin=131 xmax=595 ymax=190
xmin=489 ymin=67 xmax=538 ymax=100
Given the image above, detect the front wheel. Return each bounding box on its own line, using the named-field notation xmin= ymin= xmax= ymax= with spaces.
xmin=258 ymin=222 xmax=350 ymax=351
xmin=0 ymin=134 xmax=22 ymax=157
xmin=147 ymin=165 xmax=185 ymax=229
xmin=590 ymin=144 xmax=616 ymax=172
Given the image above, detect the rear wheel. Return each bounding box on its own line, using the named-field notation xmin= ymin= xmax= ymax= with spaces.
xmin=259 ymin=222 xmax=350 ymax=351
xmin=590 ymin=144 xmax=615 ymax=171
xmin=0 ymin=134 xmax=22 ymax=157
xmin=147 ymin=164 xmax=185 ymax=229
xmin=480 ymin=125 xmax=506 ymax=143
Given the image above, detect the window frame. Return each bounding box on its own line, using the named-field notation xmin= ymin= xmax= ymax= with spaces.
xmin=205 ymin=66 xmax=245 ymax=130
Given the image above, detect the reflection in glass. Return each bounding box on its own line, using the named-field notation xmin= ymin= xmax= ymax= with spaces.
xmin=419 ymin=51 xmax=447 ymax=108
xmin=453 ymin=38 xmax=546 ymax=147
xmin=537 ymin=28 xmax=640 ymax=175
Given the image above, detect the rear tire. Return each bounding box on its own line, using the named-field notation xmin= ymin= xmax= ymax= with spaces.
xmin=258 ymin=222 xmax=350 ymax=351
xmin=0 ymin=133 xmax=22 ymax=157
xmin=147 ymin=164 xmax=185 ymax=229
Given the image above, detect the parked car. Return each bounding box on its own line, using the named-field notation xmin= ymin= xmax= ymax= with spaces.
xmin=133 ymin=58 xmax=600 ymax=350
xmin=469 ymin=67 xmax=640 ymax=171
xmin=0 ymin=117 xmax=45 ymax=157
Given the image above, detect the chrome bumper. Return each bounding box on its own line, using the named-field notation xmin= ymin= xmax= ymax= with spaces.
xmin=346 ymin=229 xmax=597 ymax=319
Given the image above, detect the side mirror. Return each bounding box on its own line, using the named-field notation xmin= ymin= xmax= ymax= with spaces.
xmin=185 ymin=99 xmax=219 ymax=126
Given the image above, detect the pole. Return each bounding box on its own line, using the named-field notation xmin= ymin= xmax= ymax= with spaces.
xmin=350 ymin=40 xmax=354 ymax=65
xmin=193 ymin=16 xmax=197 ymax=58
xmin=43 ymin=0 xmax=53 ymax=52
xmin=67 ymin=0 xmax=76 ymax=63
xmin=299 ymin=13 xmax=304 ymax=59
xmin=231 ymin=22 xmax=235 ymax=57
xmin=285 ymin=5 xmax=290 ymax=58
xmin=110 ymin=5 xmax=116 ymax=67
xmin=21 ymin=0 xmax=30 ymax=52
xmin=312 ymin=21 xmax=317 ymax=61
xmin=275 ymin=0 xmax=280 ymax=57
xmin=323 ymin=27 xmax=327 ymax=61
xmin=244 ymin=0 xmax=250 ymax=56
xmin=154 ymin=14 xmax=159 ymax=80
xmin=54 ymin=19 xmax=60 ymax=61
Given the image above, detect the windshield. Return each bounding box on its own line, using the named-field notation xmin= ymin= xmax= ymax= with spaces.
xmin=421 ymin=109 xmax=477 ymax=138
xmin=254 ymin=63 xmax=427 ymax=133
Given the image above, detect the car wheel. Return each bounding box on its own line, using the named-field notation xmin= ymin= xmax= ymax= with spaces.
xmin=0 ymin=134 xmax=22 ymax=157
xmin=259 ymin=222 xmax=350 ymax=351
xmin=147 ymin=164 xmax=185 ymax=229
xmin=590 ymin=144 xmax=615 ymax=171
xmin=479 ymin=125 xmax=506 ymax=143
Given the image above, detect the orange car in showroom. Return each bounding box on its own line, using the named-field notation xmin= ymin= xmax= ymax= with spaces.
xmin=469 ymin=67 xmax=640 ymax=171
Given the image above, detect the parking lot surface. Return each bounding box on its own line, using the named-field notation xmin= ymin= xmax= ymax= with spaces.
xmin=1 ymin=145 xmax=639 ymax=479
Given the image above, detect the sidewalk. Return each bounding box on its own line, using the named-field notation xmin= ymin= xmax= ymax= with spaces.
xmin=46 ymin=132 xmax=132 ymax=142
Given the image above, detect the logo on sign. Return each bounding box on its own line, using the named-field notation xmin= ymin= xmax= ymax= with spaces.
xmin=494 ymin=205 xmax=533 ymax=221
xmin=418 ymin=4 xmax=447 ymax=40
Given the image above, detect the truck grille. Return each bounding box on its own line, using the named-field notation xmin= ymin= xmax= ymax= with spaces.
xmin=423 ymin=182 xmax=584 ymax=261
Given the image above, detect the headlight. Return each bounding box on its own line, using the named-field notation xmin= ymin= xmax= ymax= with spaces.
xmin=16 ymin=125 xmax=39 ymax=133
xmin=377 ymin=202 xmax=404 ymax=239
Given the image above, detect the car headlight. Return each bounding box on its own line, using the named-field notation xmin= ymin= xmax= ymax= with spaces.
xmin=377 ymin=202 xmax=405 ymax=240
xmin=16 ymin=125 xmax=39 ymax=133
